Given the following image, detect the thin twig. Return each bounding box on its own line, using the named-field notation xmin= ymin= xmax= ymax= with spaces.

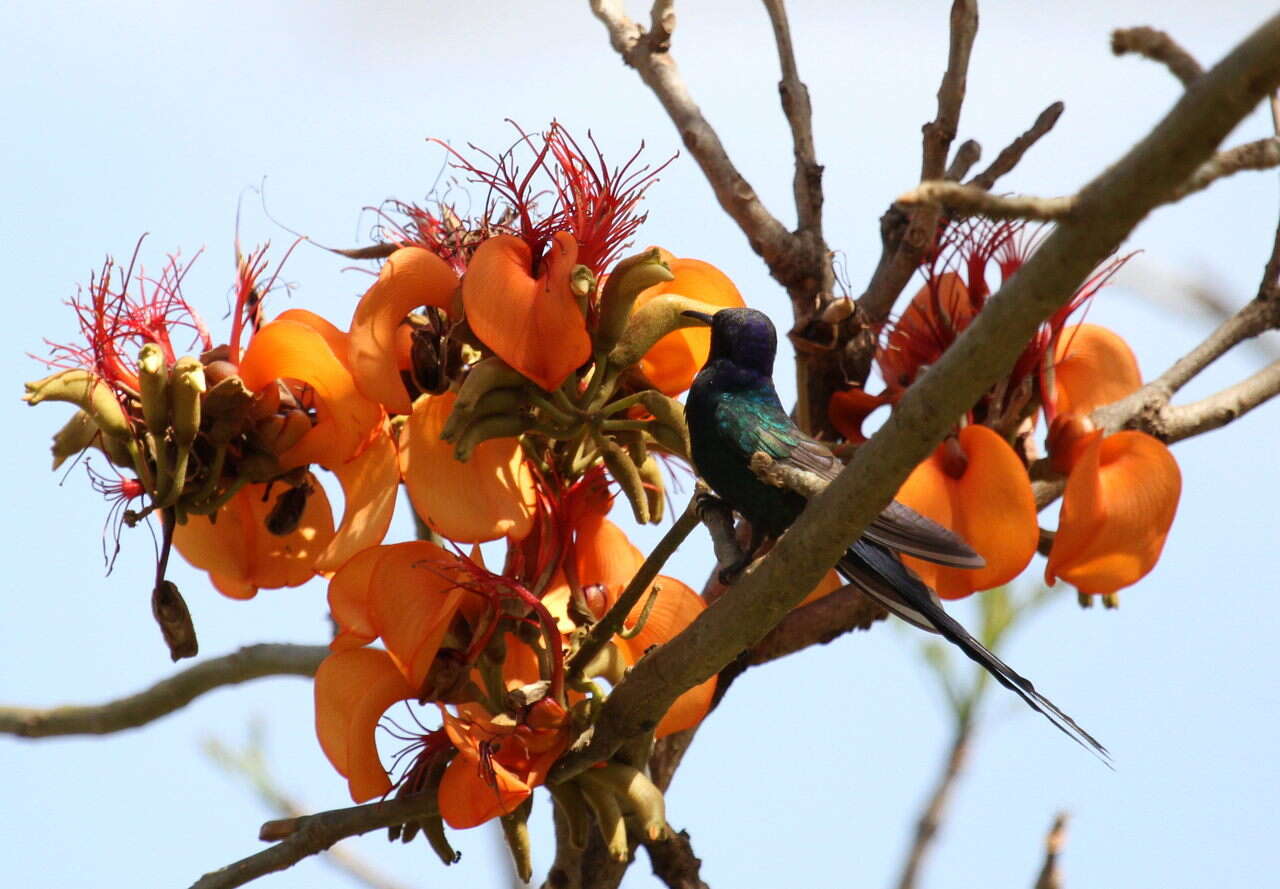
xmin=763 ymin=0 xmax=824 ymax=235
xmin=1032 ymin=813 xmax=1070 ymax=889
xmin=922 ymin=0 xmax=979 ymax=180
xmin=0 ymin=644 xmax=327 ymax=737
xmin=945 ymin=139 xmax=982 ymax=181
xmin=898 ymin=182 xmax=1075 ymax=221
xmin=968 ymin=102 xmax=1065 ymax=192
xmin=204 ymin=736 xmax=414 ymax=889
xmin=1111 ymin=27 xmax=1203 ymax=86
xmin=190 ymin=795 xmax=441 ymax=889
xmin=894 ymin=723 xmax=972 ymax=889
xmin=567 ymin=498 xmax=702 ymax=680
xmin=1167 ymin=137 xmax=1280 ymax=202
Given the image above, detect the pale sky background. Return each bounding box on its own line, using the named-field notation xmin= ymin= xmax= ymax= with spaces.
xmin=2 ymin=2 xmax=1278 ymax=888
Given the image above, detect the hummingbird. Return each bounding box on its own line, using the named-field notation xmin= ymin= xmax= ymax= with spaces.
xmin=682 ymin=306 xmax=1106 ymax=759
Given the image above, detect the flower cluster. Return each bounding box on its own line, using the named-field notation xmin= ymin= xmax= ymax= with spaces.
xmin=830 ymin=220 xmax=1181 ymax=602
xmin=25 ymin=124 xmax=738 ymax=864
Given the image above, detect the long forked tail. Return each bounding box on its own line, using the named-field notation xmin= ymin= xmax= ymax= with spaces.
xmin=839 ymin=540 xmax=1111 ymax=763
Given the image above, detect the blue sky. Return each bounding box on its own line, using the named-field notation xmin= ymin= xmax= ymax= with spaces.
xmin=2 ymin=3 xmax=1278 ymax=888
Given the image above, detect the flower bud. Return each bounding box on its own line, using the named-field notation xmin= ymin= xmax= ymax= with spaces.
xmin=594 ymin=248 xmax=673 ymax=354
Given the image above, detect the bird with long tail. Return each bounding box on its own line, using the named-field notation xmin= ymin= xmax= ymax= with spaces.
xmin=682 ymin=307 xmax=1108 ymax=760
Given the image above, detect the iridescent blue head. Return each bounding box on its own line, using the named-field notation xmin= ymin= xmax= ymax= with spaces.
xmin=683 ymin=307 xmax=777 ymax=376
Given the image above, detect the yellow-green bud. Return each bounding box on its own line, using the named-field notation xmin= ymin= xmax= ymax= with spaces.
xmin=24 ymin=369 xmax=133 ymax=441
xmin=50 ymin=410 xmax=99 ymax=470
xmin=594 ymin=248 xmax=673 ymax=354
xmin=170 ymin=356 xmax=206 ymax=446
xmin=607 ymin=294 xmax=723 ymax=372
xmin=137 ymin=344 xmax=170 ymax=436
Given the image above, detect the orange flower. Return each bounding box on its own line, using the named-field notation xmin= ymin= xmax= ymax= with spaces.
xmin=828 ymin=387 xmax=891 ymax=445
xmin=238 ymin=317 xmax=382 ymax=470
xmin=631 ymin=254 xmax=745 ymax=395
xmin=462 ymin=232 xmax=591 ymax=392
xmin=896 ymin=425 xmax=1038 ymax=599
xmin=437 ymin=700 xmax=570 ymax=829
xmin=400 ymin=391 xmax=537 ymax=543
xmin=326 ymin=541 xmax=470 ymax=690
xmin=1044 ymin=324 xmax=1181 ymax=594
xmin=173 ymin=475 xmax=335 ymax=599
xmin=347 ymin=247 xmax=459 ymax=415
xmin=1045 ymin=429 xmax=1181 ymax=594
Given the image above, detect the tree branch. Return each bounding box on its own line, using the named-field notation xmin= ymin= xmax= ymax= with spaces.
xmin=1032 ymin=813 xmax=1070 ymax=889
xmin=763 ymin=0 xmax=823 ymax=236
xmin=0 ymin=643 xmax=327 ymax=738
xmin=1111 ymin=26 xmax=1203 ymax=86
xmin=190 ymin=795 xmax=440 ymax=889
xmin=898 ymin=183 xmax=1075 ymax=221
xmin=1168 ymin=137 xmax=1280 ymax=201
xmin=967 ymin=101 xmax=1065 ymax=191
xmin=551 ymin=12 xmax=1280 ymax=784
xmin=588 ymin=0 xmax=794 ymax=268
xmin=894 ymin=723 xmax=972 ymax=889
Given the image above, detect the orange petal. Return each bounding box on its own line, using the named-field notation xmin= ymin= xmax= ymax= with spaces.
xmin=348 ymin=248 xmax=459 ymax=415
xmin=239 ymin=319 xmax=382 ymax=469
xmin=273 ymin=308 xmax=352 ymax=371
xmin=365 ymin=541 xmax=467 ymax=690
xmin=1051 ymin=323 xmax=1142 ymax=417
xmin=897 ymin=425 xmax=1038 ymax=599
xmin=400 ymin=392 xmax=536 ymax=543
xmin=327 ymin=545 xmax=385 ymax=648
xmin=314 ymin=426 xmax=399 ymax=574
xmin=829 ymin=388 xmax=891 ymax=445
xmin=618 ymin=576 xmax=715 ymax=737
xmin=1046 ymin=430 xmax=1181 ymax=594
xmin=314 ymin=647 xmax=415 ymax=803
xmin=574 ymin=515 xmax=645 ymax=613
xmin=437 ymin=742 xmax=530 ymax=829
xmin=462 ymin=233 xmax=591 ymax=392
xmin=881 ymin=272 xmax=971 ymax=394
xmin=173 ymin=476 xmax=335 ymax=599
xmin=631 ymin=256 xmax=745 ymax=395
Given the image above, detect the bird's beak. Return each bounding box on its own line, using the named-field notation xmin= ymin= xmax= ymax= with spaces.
xmin=681 ymin=310 xmax=715 ymax=326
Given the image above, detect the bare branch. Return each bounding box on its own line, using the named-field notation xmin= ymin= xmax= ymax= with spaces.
xmin=898 ymin=182 xmax=1075 ymax=221
xmin=1032 ymin=813 xmax=1070 ymax=889
xmin=945 ymin=139 xmax=983 ymax=181
xmin=1158 ymin=358 xmax=1280 ymax=440
xmin=648 ymin=0 xmax=675 ymax=50
xmin=588 ymin=0 xmax=794 ymax=269
xmin=643 ymin=828 xmax=710 ymax=889
xmin=551 ymin=13 xmax=1280 ymax=784
xmin=1111 ymin=27 xmax=1203 ymax=86
xmin=895 ymin=726 xmax=972 ymax=889
xmin=190 ymin=794 xmax=439 ymax=889
xmin=205 ymin=736 xmax=414 ymax=889
xmin=0 ymin=644 xmax=327 ymax=738
xmin=763 ymin=0 xmax=824 ymax=235
xmin=737 ymin=584 xmax=885 ymax=670
xmin=922 ymin=0 xmax=980 ymax=181
xmin=1168 ymin=137 xmax=1280 ymax=201
xmin=968 ymin=101 xmax=1065 ymax=191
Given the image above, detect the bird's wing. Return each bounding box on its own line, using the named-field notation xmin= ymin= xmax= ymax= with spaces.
xmin=839 ymin=540 xmax=1109 ymax=762
xmin=743 ymin=406 xmax=985 ymax=569
xmin=865 ymin=501 xmax=986 ymax=569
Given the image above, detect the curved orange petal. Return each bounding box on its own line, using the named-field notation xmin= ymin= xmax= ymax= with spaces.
xmin=462 ymin=233 xmax=591 ymax=392
xmin=239 ymin=319 xmax=382 ymax=469
xmin=400 ymin=392 xmax=536 ymax=543
xmin=314 ymin=426 xmax=399 ymax=574
xmin=274 ymin=308 xmax=352 ymax=370
xmin=1052 ymin=323 xmax=1142 ymax=417
xmin=438 ymin=710 xmax=532 ymax=829
xmin=1046 ymin=430 xmax=1180 ymax=594
xmin=617 ymin=576 xmax=716 ymax=737
xmin=881 ymin=272 xmax=971 ymax=394
xmin=173 ymin=476 xmax=335 ymax=599
xmin=574 ymin=514 xmax=645 ymax=613
xmin=327 ymin=545 xmax=384 ymax=649
xmin=630 ymin=256 xmax=745 ymax=395
xmin=314 ymin=647 xmax=415 ymax=803
xmin=899 ymin=425 xmax=1037 ymax=599
xmin=366 ymin=541 xmax=467 ymax=690
xmin=348 ymin=248 xmax=459 ymax=415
